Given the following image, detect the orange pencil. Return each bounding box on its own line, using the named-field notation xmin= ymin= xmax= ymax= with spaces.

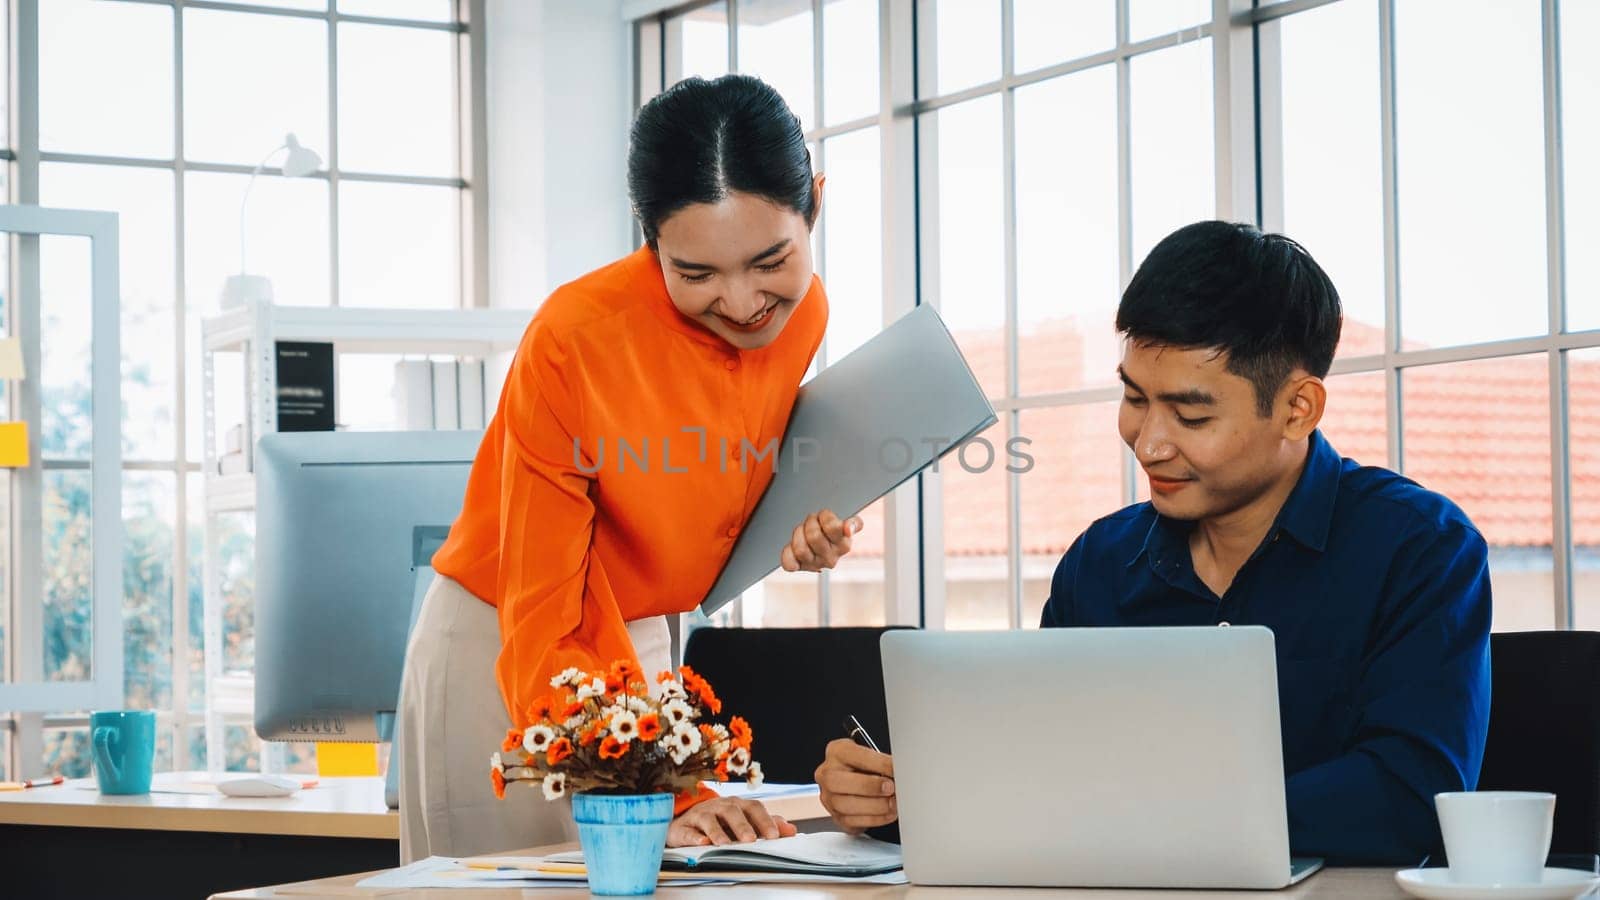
xmin=0 ymin=775 xmax=65 ymax=791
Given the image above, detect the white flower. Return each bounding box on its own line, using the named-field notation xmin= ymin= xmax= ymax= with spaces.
xmin=523 ymin=725 xmax=556 ymax=755
xmin=712 ymin=740 xmax=730 ymax=758
xmin=626 ymin=696 xmax=652 ymax=715
xmin=576 ymin=677 xmax=606 ymax=701
xmin=564 ymin=716 xmax=584 ymax=730
xmin=550 ymin=666 xmax=583 ymax=689
xmin=710 ymin=724 xmax=729 ymax=741
xmin=491 ymin=752 xmax=505 ymax=773
xmin=661 ymin=699 xmax=695 ymax=727
xmin=542 ymin=772 xmax=567 ymax=801
xmin=726 ymin=746 xmax=751 ymax=776
xmin=667 ymin=723 xmax=702 ymax=765
xmin=658 ymin=680 xmax=688 ymax=701
xmin=747 ymin=761 xmax=764 ymax=788
xmin=609 ymin=710 xmax=640 ymax=744
xmin=600 ymin=704 xmax=624 ymax=720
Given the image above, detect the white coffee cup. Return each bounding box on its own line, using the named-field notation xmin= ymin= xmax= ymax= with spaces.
xmin=1435 ymin=791 xmax=1555 ymax=884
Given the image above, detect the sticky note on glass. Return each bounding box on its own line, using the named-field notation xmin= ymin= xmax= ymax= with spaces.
xmin=316 ymin=741 xmax=379 ymax=777
xmin=0 ymin=421 xmax=28 ymax=467
xmin=0 ymin=337 xmax=22 ymax=380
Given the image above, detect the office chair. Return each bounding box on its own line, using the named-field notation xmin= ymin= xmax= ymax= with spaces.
xmin=680 ymin=625 xmax=910 ymax=784
xmin=1477 ymin=630 xmax=1600 ymax=862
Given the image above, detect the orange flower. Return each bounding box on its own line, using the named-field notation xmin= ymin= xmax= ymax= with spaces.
xmin=561 ymin=698 xmax=586 ymax=720
xmin=610 ymin=659 xmax=639 ymax=685
xmin=527 ymin=694 xmax=556 ymax=723
xmin=636 ymin=713 xmax=662 ymax=742
xmin=728 ymin=716 xmax=752 ymax=751
xmin=699 ymin=724 xmax=719 ymax=745
xmin=546 ymin=737 xmax=574 ymax=766
xmin=580 ymin=720 xmax=604 ymax=746
xmin=599 ymin=736 xmax=629 ymax=760
xmin=491 ymin=768 xmax=507 ymax=799
xmin=502 ymin=728 xmax=524 ymax=753
xmin=714 ymin=757 xmax=730 ymax=782
xmin=677 ymin=667 xmax=722 ymax=714
xmin=657 ymin=670 xmax=676 ymax=684
xmin=678 ymin=666 xmax=707 ymax=696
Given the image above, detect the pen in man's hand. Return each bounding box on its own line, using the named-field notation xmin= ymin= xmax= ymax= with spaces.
xmin=843 ymin=714 xmax=881 ymax=753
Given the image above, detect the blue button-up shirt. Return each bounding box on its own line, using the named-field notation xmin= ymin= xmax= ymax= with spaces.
xmin=1040 ymin=430 xmax=1491 ymax=865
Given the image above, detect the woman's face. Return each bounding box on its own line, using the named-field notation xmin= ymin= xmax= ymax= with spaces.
xmin=654 ymin=179 xmax=822 ymax=351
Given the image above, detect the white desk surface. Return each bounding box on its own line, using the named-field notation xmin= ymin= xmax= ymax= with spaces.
xmin=0 ymin=775 xmax=825 ymax=844
xmin=0 ymin=771 xmax=397 ymax=839
xmin=213 ymin=843 xmax=1405 ymax=899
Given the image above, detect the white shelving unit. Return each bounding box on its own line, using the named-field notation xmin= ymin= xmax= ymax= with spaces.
xmin=199 ymin=299 xmax=530 ymax=772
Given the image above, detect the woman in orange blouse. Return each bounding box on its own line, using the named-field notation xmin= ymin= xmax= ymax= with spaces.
xmin=395 ymin=75 xmax=862 ymax=863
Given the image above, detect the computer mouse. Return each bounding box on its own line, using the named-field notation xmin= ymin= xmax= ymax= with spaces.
xmin=217 ymin=774 xmax=303 ymax=798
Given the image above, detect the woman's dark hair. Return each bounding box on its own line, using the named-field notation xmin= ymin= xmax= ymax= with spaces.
xmin=628 ymin=74 xmax=816 ymax=245
xmin=1115 ymin=220 xmax=1342 ymax=417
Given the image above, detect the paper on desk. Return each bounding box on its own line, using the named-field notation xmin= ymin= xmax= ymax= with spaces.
xmin=355 ymin=857 xmax=723 ymax=890
xmin=356 ymin=856 xmax=906 ymax=890
xmin=708 ymin=781 xmax=820 ymax=802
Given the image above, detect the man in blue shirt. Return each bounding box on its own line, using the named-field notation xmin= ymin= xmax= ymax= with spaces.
xmin=815 ymin=220 xmax=1492 ymax=865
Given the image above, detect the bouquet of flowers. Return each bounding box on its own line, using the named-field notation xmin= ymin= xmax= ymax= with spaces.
xmin=491 ymin=660 xmax=764 ymax=802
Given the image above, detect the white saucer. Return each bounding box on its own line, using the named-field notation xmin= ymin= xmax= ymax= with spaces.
xmin=1396 ymin=868 xmax=1600 ymax=900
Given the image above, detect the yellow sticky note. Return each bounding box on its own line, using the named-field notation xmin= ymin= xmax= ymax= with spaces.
xmin=0 ymin=337 xmax=22 ymax=380
xmin=316 ymin=741 xmax=379 ymax=777
xmin=0 ymin=421 xmax=28 ymax=467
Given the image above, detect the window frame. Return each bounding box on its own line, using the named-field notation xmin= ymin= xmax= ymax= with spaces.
xmin=3 ymin=0 xmax=486 ymax=778
xmin=0 ymin=204 xmax=125 ymax=715
xmin=634 ymin=0 xmax=1588 ymax=634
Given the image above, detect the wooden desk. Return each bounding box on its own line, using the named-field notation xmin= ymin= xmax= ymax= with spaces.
xmin=0 ymin=771 xmax=396 ymax=838
xmin=214 ymin=842 xmax=1407 ymax=899
xmin=0 ymin=772 xmax=398 ymax=900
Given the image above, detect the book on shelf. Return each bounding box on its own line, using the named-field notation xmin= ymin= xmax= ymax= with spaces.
xmin=276 ymin=341 xmax=335 ymax=432
xmin=393 ymin=358 xmax=487 ymax=430
xmin=431 ymin=360 xmax=459 ymax=430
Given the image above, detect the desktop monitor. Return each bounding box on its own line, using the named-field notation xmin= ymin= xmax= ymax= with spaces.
xmin=254 ymin=429 xmax=480 ymax=744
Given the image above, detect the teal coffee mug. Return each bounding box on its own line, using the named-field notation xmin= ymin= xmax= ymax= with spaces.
xmin=90 ymin=710 xmax=155 ymax=795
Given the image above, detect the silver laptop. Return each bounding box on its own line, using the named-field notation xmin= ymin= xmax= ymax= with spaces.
xmin=880 ymin=627 xmax=1324 ymax=889
xmin=700 ymin=303 xmax=996 ymax=615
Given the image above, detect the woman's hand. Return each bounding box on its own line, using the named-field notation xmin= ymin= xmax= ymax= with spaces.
xmin=667 ymin=796 xmax=798 ymax=847
xmin=780 ymin=509 xmax=863 ymax=573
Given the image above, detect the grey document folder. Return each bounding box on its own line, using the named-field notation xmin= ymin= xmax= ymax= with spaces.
xmin=700 ymin=303 xmax=996 ymax=615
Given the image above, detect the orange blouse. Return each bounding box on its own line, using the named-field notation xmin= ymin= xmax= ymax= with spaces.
xmin=433 ymin=244 xmax=827 ymax=728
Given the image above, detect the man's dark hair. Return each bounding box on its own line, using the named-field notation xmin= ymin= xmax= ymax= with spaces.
xmin=628 ymin=74 xmax=815 ymax=246
xmin=1115 ymin=220 xmax=1342 ymax=417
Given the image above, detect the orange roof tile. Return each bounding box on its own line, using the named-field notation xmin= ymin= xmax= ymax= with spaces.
xmin=845 ymin=318 xmax=1582 ymax=559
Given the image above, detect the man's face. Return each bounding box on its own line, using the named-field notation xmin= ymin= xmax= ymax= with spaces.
xmin=1117 ymin=341 xmax=1298 ymax=522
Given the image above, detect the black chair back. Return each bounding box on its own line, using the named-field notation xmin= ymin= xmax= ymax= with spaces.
xmin=1478 ymin=630 xmax=1600 ymax=858
xmin=681 ymin=625 xmax=909 ymax=784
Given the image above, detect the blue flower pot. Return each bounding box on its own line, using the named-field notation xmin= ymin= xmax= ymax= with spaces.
xmin=571 ymin=791 xmax=675 ymax=895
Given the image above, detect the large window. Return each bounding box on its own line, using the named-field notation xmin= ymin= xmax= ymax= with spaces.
xmin=6 ymin=0 xmax=474 ymax=779
xmin=654 ymin=0 xmax=1594 ymax=634
xmin=1261 ymin=0 xmax=1592 ymax=631
xmin=642 ymin=0 xmax=891 ymax=629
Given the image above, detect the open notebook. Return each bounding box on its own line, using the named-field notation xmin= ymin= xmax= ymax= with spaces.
xmin=546 ymin=832 xmax=903 ymax=877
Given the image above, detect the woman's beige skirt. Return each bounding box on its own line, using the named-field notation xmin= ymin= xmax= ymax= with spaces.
xmin=397 ymin=573 xmax=671 ymax=863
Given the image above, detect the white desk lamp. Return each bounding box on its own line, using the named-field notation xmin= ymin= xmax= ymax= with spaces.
xmin=220 ymin=133 xmax=324 ymax=309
